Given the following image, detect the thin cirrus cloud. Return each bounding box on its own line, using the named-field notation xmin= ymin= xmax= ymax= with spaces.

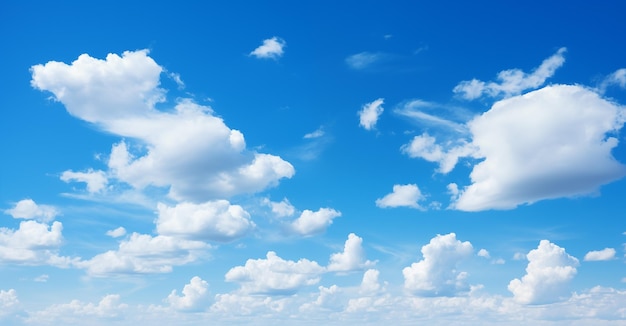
xmin=345 ymin=51 xmax=383 ymax=70
xmin=30 ymin=50 xmax=295 ymax=203
xmin=400 ymin=48 xmax=626 ymax=211
xmin=249 ymin=37 xmax=286 ymax=59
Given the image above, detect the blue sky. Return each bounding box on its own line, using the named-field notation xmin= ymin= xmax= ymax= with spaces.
xmin=1 ymin=1 xmax=626 ymax=325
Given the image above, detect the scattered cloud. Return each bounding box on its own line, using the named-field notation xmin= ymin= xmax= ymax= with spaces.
xmin=34 ymin=274 xmax=49 ymax=282
xmin=584 ymin=248 xmax=616 ymax=261
xmin=508 ymin=240 xmax=579 ymax=304
xmin=599 ymin=68 xmax=626 ymax=92
xmin=327 ymin=233 xmax=376 ymax=272
xmin=225 ymin=251 xmax=324 ymax=295
xmin=401 ymin=134 xmax=477 ymax=174
xmin=454 ymin=47 xmax=567 ymax=100
xmin=358 ymin=98 xmax=384 ymax=130
xmin=76 ymin=233 xmax=209 ymax=276
xmin=290 ymin=208 xmax=341 ymax=236
xmin=262 ymin=197 xmax=296 ymax=218
xmin=166 ymin=276 xmax=210 ymax=311
xmin=346 ymin=52 xmax=383 ymax=70
xmin=26 ymin=294 xmax=127 ymax=324
xmin=394 ymin=99 xmax=467 ymax=133
xmin=477 ymin=249 xmax=490 ymax=258
xmin=156 ymin=200 xmax=255 ymax=242
xmin=0 ymin=289 xmax=19 ymax=317
xmin=4 ymin=199 xmax=59 ymax=222
xmin=249 ymin=37 xmax=286 ymax=59
xmin=60 ymin=169 xmax=108 ymax=193
xmin=375 ymin=184 xmax=426 ymax=210
xmin=31 ymin=50 xmax=295 ymax=202
xmin=403 ymin=233 xmax=473 ymax=296
xmin=105 ymin=227 xmax=126 ymax=238
xmin=303 ymin=127 xmax=325 ymax=139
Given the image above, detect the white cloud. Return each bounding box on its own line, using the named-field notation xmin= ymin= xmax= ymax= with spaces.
xmin=359 ymin=269 xmax=383 ymax=295
xmin=477 ymin=249 xmax=490 ymax=258
xmin=26 ymin=294 xmax=127 ymax=323
xmin=452 ymin=85 xmax=626 ymax=211
xmin=225 ymin=251 xmax=324 ymax=295
xmin=166 ymin=276 xmax=209 ymax=311
xmin=401 ymin=133 xmax=477 ymax=174
xmin=0 ymin=220 xmax=74 ymax=267
xmin=0 ymin=289 xmax=19 ymax=317
xmin=299 ymin=285 xmax=342 ymax=312
xmin=211 ymin=292 xmax=290 ymax=316
xmin=249 ymin=37 xmax=286 ymax=59
xmin=4 ymin=199 xmax=59 ymax=222
xmin=303 ymin=127 xmax=325 ymax=139
xmin=77 ymin=233 xmax=209 ymax=276
xmin=34 ymin=274 xmax=49 ymax=282
xmin=375 ymin=184 xmax=426 ymax=210
xmin=583 ymin=248 xmax=616 ymax=261
xmin=156 ymin=200 xmax=254 ymax=242
xmin=346 ymin=52 xmax=382 ymax=70
xmin=358 ymin=98 xmax=384 ymax=130
xmin=105 ymin=227 xmax=126 ymax=238
xmin=262 ymin=197 xmax=295 ymax=218
xmin=508 ymin=240 xmax=579 ymax=304
xmin=600 ymin=68 xmax=626 ymax=92
xmin=327 ymin=233 xmax=375 ymax=272
xmin=454 ymin=47 xmax=567 ymax=99
xmin=60 ymin=169 xmax=108 ymax=193
xmin=403 ymin=233 xmax=473 ymax=296
xmin=31 ymin=50 xmax=295 ymax=202
xmin=394 ymin=99 xmax=468 ymax=133
xmin=290 ymin=208 xmax=341 ymax=236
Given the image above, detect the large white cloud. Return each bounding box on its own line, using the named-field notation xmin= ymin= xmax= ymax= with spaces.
xmin=224 ymin=251 xmax=324 ymax=295
xmin=453 ymin=47 xmax=566 ymax=99
xmin=166 ymin=276 xmax=210 ymax=311
xmin=508 ymin=240 xmax=579 ymax=304
xmin=4 ymin=199 xmax=59 ymax=222
xmin=358 ymin=98 xmax=384 ymax=130
xmin=327 ymin=233 xmax=375 ymax=272
xmin=156 ymin=200 xmax=254 ymax=242
xmin=403 ymin=233 xmax=473 ymax=296
xmin=31 ymin=50 xmax=294 ymax=202
xmin=249 ymin=37 xmax=286 ymax=59
xmin=290 ymin=208 xmax=341 ymax=236
xmin=375 ymin=184 xmax=427 ymax=209
xmin=76 ymin=232 xmax=209 ymax=276
xmin=0 ymin=220 xmax=74 ymax=267
xmin=453 ymin=85 xmax=626 ymax=211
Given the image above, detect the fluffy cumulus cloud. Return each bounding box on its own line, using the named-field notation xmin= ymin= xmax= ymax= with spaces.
xmin=358 ymin=98 xmax=384 ymax=130
xmin=105 ymin=227 xmax=126 ymax=238
xmin=453 ymin=47 xmax=566 ymax=99
xmin=225 ymin=251 xmax=324 ymax=295
xmin=290 ymin=208 xmax=341 ymax=236
xmin=31 ymin=50 xmax=294 ymax=202
xmin=262 ymin=197 xmax=296 ymax=218
xmin=4 ymin=199 xmax=58 ymax=222
xmin=452 ymin=85 xmax=626 ymax=211
xmin=375 ymin=184 xmax=426 ymax=209
xmin=0 ymin=220 xmax=74 ymax=267
xmin=584 ymin=248 xmax=616 ymax=261
xmin=76 ymin=233 xmax=209 ymax=276
xmin=156 ymin=201 xmax=254 ymax=242
xmin=60 ymin=169 xmax=108 ymax=193
xmin=0 ymin=289 xmax=19 ymax=317
xmin=327 ymin=233 xmax=375 ymax=272
xmin=508 ymin=240 xmax=579 ymax=304
xmin=26 ymin=294 xmax=127 ymax=324
xmin=249 ymin=37 xmax=286 ymax=59
xmin=403 ymin=233 xmax=473 ymax=296
xmin=166 ymin=276 xmax=210 ymax=311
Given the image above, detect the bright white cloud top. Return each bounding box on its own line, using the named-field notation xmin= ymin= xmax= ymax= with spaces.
xmin=2 ymin=2 xmax=626 ymax=325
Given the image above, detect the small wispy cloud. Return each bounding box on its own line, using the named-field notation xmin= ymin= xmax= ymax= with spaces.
xmin=250 ymin=37 xmax=286 ymax=60
xmin=346 ymin=52 xmax=383 ymax=70
xmin=304 ymin=127 xmax=325 ymax=139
